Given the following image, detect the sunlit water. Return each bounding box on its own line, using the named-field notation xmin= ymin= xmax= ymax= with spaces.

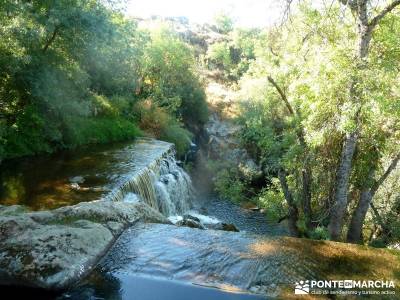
xmin=0 ymin=140 xmax=288 ymax=299
xmin=62 ymin=223 xmax=280 ymax=299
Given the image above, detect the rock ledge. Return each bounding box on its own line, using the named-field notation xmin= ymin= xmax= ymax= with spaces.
xmin=0 ymin=201 xmax=169 ymax=290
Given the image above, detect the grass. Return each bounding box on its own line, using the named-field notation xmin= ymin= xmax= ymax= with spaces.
xmin=272 ymin=237 xmax=400 ymax=299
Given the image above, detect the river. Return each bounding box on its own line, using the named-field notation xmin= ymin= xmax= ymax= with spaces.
xmin=0 ymin=138 xmax=287 ymax=299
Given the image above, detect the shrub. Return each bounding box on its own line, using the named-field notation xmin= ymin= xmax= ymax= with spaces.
xmin=133 ymin=100 xmax=192 ymax=157
xmin=4 ymin=105 xmax=53 ymax=158
xmin=256 ymin=183 xmax=288 ymax=222
xmin=309 ymin=226 xmax=330 ymax=240
xmin=160 ymin=123 xmax=192 ymax=157
xmin=214 ymin=168 xmax=248 ymax=203
xmin=63 ymin=116 xmax=142 ymax=148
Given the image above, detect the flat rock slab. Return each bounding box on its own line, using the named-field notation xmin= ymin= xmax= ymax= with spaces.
xmin=0 ymin=201 xmax=169 ymax=290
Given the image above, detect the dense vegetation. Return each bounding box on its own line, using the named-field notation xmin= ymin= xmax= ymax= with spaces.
xmin=1 ymin=0 xmax=399 ymax=248
xmin=0 ymin=0 xmax=207 ymax=160
xmin=211 ymin=2 xmax=400 ymax=247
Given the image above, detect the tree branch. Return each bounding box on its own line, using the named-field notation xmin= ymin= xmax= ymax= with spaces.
xmin=369 ymin=0 xmax=400 ymax=28
xmin=371 ymin=153 xmax=400 ymax=195
xmin=267 ymin=76 xmax=295 ymax=115
xmin=337 ymin=0 xmax=358 ymax=10
xmin=369 ymin=202 xmax=389 ymax=232
xmin=43 ymin=26 xmax=60 ymax=53
xmin=267 ymin=75 xmax=308 ymax=148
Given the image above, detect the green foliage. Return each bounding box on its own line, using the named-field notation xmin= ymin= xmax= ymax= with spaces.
xmin=141 ymin=27 xmax=208 ymax=127
xmin=255 ymin=182 xmax=287 ymax=222
xmin=214 ymin=168 xmax=248 ymax=203
xmin=207 ymin=42 xmax=234 ymax=75
xmin=309 ymin=227 xmax=330 ymax=241
xmin=0 ymin=1 xmax=206 ymax=160
xmin=213 ymin=13 xmax=234 ymax=34
xmin=206 ymin=28 xmax=259 ymax=81
xmin=160 ymin=123 xmax=192 ymax=157
xmin=133 ymin=100 xmax=192 ymax=157
xmin=4 ymin=106 xmax=53 ymax=158
xmin=209 ymin=158 xmax=258 ymax=203
xmin=228 ymin=2 xmax=399 ymax=243
xmin=63 ymin=116 xmax=142 ymax=148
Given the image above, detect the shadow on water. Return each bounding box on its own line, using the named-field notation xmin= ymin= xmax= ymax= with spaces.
xmin=1 ymin=275 xmax=266 ymax=300
xmin=63 ymin=274 xmax=267 ymax=300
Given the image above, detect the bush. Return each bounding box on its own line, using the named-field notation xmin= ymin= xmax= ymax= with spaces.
xmin=141 ymin=27 xmax=208 ymax=127
xmin=63 ymin=116 xmax=142 ymax=148
xmin=160 ymin=123 xmax=192 ymax=157
xmin=256 ymin=183 xmax=288 ymax=222
xmin=214 ymin=168 xmax=248 ymax=203
xmin=4 ymin=106 xmax=53 ymax=158
xmin=309 ymin=226 xmax=330 ymax=240
xmin=133 ymin=99 xmax=192 ymax=157
xmin=213 ymin=13 xmax=234 ymax=34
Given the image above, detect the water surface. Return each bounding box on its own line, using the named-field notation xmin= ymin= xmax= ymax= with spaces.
xmin=0 ymin=139 xmax=171 ymax=210
xmin=63 ymin=223 xmax=298 ymax=299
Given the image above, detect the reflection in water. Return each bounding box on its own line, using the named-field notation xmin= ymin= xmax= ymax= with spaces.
xmin=0 ymin=139 xmax=175 ymax=211
xmin=64 ymin=274 xmax=266 ymax=300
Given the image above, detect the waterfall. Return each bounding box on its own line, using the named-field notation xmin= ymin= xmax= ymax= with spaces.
xmin=106 ymin=142 xmax=193 ymax=216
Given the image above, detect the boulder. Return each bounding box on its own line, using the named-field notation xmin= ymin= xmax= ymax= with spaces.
xmin=176 ymin=215 xmax=205 ymax=230
xmin=182 ymin=214 xmax=201 ymax=222
xmin=0 ymin=201 xmax=169 ymax=291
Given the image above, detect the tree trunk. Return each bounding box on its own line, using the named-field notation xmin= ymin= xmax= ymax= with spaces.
xmin=302 ymin=166 xmax=312 ymax=228
xmin=328 ymin=5 xmax=372 ymax=241
xmin=43 ymin=26 xmax=60 ymax=53
xmin=347 ymin=189 xmax=372 ymax=243
xmin=328 ymin=131 xmax=358 ymax=240
xmin=347 ymin=154 xmax=399 ymax=243
xmin=267 ymin=75 xmax=312 ymax=231
xmin=278 ymin=169 xmax=300 ymax=237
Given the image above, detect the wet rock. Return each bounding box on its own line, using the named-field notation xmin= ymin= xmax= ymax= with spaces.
xmin=176 ymin=215 xmax=206 ymax=230
xmin=0 ymin=205 xmax=29 ymax=216
xmin=221 ymin=223 xmax=239 ymax=232
xmin=183 ymin=214 xmax=201 ymax=222
xmin=207 ymin=222 xmax=239 ymax=232
xmin=0 ymin=201 xmax=169 ymax=291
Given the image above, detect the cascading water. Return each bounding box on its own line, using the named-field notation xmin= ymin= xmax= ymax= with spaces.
xmin=105 ymin=141 xmax=194 ymax=216
xmin=0 ymin=138 xmax=193 ymax=215
xmin=154 ymin=156 xmax=193 ymax=215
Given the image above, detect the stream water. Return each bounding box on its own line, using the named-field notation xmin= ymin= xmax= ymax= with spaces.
xmin=0 ymin=139 xmax=287 ymax=299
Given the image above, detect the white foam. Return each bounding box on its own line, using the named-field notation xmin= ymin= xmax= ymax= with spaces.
xmin=187 ymin=211 xmax=220 ymax=224
xmin=123 ymin=192 xmax=141 ymax=203
xmin=168 ymin=215 xmax=183 ymax=224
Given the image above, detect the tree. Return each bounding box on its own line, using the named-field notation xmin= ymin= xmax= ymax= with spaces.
xmin=213 ymin=13 xmax=234 ymax=34
xmin=347 ymin=154 xmax=400 ymax=242
xmin=237 ymin=1 xmax=400 ymax=242
xmin=327 ymin=0 xmax=400 ymax=241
